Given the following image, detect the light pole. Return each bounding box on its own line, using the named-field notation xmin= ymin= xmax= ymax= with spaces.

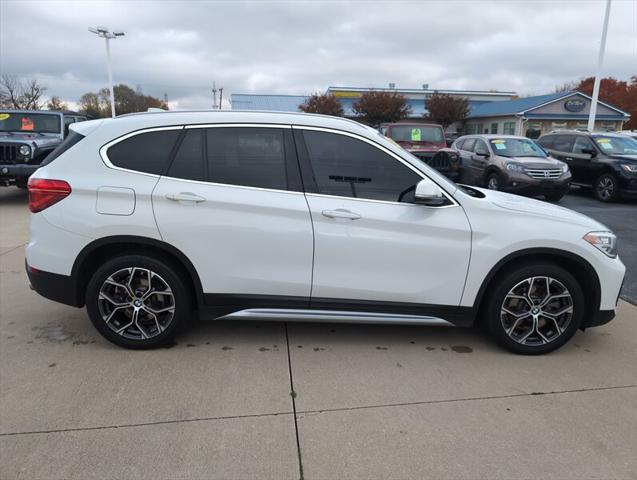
xmin=587 ymin=0 xmax=612 ymax=132
xmin=89 ymin=26 xmax=125 ymax=118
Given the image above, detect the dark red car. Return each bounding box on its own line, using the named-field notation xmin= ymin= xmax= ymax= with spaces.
xmin=380 ymin=122 xmax=460 ymax=180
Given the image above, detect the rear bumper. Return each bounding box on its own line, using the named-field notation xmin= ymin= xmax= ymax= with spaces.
xmin=582 ymin=309 xmax=615 ymax=328
xmin=26 ymin=261 xmax=82 ymax=307
xmin=0 ymin=163 xmax=39 ymax=184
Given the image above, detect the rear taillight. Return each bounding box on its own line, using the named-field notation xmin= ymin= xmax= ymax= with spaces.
xmin=27 ymin=178 xmax=71 ymax=213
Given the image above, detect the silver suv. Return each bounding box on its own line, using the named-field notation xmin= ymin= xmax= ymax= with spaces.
xmin=452 ymin=135 xmax=571 ymax=201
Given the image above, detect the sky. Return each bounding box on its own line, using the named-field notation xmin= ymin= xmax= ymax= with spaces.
xmin=1 ymin=0 xmax=636 ymax=110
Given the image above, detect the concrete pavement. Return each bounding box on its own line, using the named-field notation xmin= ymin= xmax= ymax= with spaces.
xmin=1 ymin=186 xmax=636 ymax=479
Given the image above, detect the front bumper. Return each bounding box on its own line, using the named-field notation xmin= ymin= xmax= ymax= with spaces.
xmin=0 ymin=163 xmax=39 ymax=184
xmin=502 ymin=171 xmax=571 ymax=196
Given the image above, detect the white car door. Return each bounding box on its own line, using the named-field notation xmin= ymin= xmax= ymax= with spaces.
xmin=152 ymin=125 xmax=313 ymax=307
xmin=295 ymin=127 xmax=471 ymax=310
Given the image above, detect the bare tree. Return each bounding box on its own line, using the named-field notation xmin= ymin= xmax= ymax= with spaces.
xmin=0 ymin=75 xmax=47 ymax=110
xmin=46 ymin=96 xmax=68 ymax=111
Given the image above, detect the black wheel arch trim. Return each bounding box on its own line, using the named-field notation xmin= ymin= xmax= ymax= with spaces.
xmin=71 ymin=235 xmax=205 ymax=307
xmin=472 ymin=247 xmax=601 ymax=322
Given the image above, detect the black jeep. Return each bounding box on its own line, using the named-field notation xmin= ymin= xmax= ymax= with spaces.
xmin=0 ymin=110 xmax=89 ymax=187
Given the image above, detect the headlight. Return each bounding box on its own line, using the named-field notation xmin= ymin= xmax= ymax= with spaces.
xmin=583 ymin=231 xmax=617 ymax=258
xmin=506 ymin=162 xmax=524 ymax=172
xmin=561 ymin=163 xmax=569 ymax=173
xmin=620 ymin=164 xmax=637 ymax=173
xmin=19 ymin=145 xmax=31 ymax=157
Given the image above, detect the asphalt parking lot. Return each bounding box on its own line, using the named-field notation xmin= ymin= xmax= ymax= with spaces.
xmin=1 ymin=186 xmax=636 ymax=479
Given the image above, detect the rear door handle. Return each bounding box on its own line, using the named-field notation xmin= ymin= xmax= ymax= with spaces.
xmin=166 ymin=192 xmax=206 ymax=203
xmin=322 ymin=209 xmax=361 ymax=220
xmin=565 ymin=157 xmax=573 ymax=161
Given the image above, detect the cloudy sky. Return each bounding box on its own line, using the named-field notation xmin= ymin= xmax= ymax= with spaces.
xmin=1 ymin=0 xmax=636 ymax=109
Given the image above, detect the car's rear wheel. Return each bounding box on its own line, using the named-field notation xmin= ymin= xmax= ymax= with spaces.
xmin=86 ymin=254 xmax=192 ymax=349
xmin=594 ymin=173 xmax=619 ymax=202
xmin=487 ymin=172 xmax=501 ymax=190
xmin=484 ymin=263 xmax=584 ymax=354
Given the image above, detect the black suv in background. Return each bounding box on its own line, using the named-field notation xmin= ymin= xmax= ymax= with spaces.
xmin=0 ymin=110 xmax=89 ymax=188
xmin=537 ymin=131 xmax=637 ymax=202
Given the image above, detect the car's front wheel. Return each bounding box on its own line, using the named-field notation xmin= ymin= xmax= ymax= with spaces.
xmin=484 ymin=263 xmax=585 ymax=354
xmin=594 ymin=173 xmax=619 ymax=202
xmin=86 ymin=254 xmax=192 ymax=349
xmin=486 ymin=172 xmax=501 ymax=190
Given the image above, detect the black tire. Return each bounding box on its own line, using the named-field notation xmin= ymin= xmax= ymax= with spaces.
xmin=544 ymin=192 xmax=565 ymax=202
xmin=86 ymin=254 xmax=192 ymax=349
xmin=593 ymin=173 xmax=619 ymax=202
xmin=486 ymin=172 xmax=501 ymax=190
xmin=484 ymin=262 xmax=585 ymax=355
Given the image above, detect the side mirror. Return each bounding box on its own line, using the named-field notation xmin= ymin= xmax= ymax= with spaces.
xmin=582 ymin=148 xmax=597 ymax=157
xmin=476 ymin=151 xmax=490 ymax=158
xmin=415 ymin=179 xmax=447 ymax=206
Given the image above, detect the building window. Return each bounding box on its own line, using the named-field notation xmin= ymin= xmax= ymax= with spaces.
xmin=465 ymin=124 xmax=478 ymax=134
xmin=525 ymin=122 xmax=542 ymax=139
xmin=601 ymin=122 xmax=615 ymax=131
xmin=551 ymin=122 xmax=567 ymax=131
xmin=490 ymin=123 xmax=498 ymax=134
xmin=503 ymin=122 xmax=515 ymax=135
xmin=577 ymin=122 xmax=588 ymax=130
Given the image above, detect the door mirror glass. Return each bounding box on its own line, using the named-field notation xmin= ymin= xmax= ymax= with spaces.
xmin=581 ymin=147 xmax=597 ymax=157
xmin=414 ymin=179 xmax=446 ymax=206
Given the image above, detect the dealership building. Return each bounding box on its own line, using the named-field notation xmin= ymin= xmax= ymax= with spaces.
xmin=231 ymin=85 xmax=516 ymax=119
xmin=230 ymin=87 xmax=629 ymax=137
xmin=465 ymin=90 xmax=630 ymax=138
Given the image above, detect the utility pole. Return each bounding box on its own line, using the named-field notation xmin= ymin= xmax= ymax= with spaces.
xmin=212 ymin=81 xmax=217 ymax=109
xmin=219 ymin=88 xmax=223 ymax=110
xmin=88 ymin=27 xmax=125 ymax=118
xmin=164 ymin=92 xmax=168 ymax=106
xmin=587 ymin=0 xmax=612 ymax=132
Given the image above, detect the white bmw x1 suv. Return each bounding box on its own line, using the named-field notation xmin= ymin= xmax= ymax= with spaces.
xmin=26 ymin=111 xmax=625 ymax=354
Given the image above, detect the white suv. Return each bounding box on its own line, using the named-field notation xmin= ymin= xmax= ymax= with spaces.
xmin=26 ymin=111 xmax=625 ymax=354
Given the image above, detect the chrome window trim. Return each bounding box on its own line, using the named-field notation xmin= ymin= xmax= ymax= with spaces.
xmin=293 ymin=125 xmax=459 ymax=208
xmin=185 ymin=123 xmax=292 ymax=129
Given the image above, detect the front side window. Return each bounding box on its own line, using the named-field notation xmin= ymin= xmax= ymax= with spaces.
xmin=107 ymin=129 xmax=181 ymax=175
xmin=206 ymin=127 xmax=287 ymax=190
xmin=573 ymin=136 xmax=595 ymax=155
xmin=302 ymin=130 xmax=422 ymax=203
xmin=474 ymin=139 xmax=489 ymax=155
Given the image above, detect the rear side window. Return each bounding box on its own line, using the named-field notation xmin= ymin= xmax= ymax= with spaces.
xmin=454 ymin=138 xmax=465 ymax=150
xmin=41 ymin=130 xmax=85 ymax=166
xmin=206 ymin=127 xmax=287 ymax=190
xmin=107 ymin=129 xmax=181 ymax=175
xmin=302 ymin=130 xmax=422 ymax=203
xmin=537 ymin=135 xmax=554 ymax=148
xmin=166 ymin=129 xmax=204 ymax=181
xmin=551 ymin=135 xmax=575 ymax=153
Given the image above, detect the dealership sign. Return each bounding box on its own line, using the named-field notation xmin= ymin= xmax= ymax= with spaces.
xmin=564 ymin=98 xmax=586 ymax=112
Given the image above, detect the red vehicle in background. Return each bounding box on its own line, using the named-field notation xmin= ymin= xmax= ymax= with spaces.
xmin=380 ymin=122 xmax=460 ymax=180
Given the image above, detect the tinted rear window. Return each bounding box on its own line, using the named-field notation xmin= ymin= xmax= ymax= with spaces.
xmin=551 ymin=135 xmax=575 ymax=153
xmin=107 ymin=129 xmax=181 ymax=175
xmin=537 ymin=135 xmax=554 ymax=148
xmin=41 ymin=131 xmax=85 ymax=166
xmin=166 ymin=129 xmax=204 ymax=181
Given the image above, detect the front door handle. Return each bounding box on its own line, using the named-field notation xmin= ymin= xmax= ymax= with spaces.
xmin=322 ymin=209 xmax=361 ymax=220
xmin=166 ymin=192 xmax=206 ymax=203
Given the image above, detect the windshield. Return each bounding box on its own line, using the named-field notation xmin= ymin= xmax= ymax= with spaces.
xmin=390 ymin=125 xmax=444 ymax=143
xmin=489 ymin=138 xmax=546 ymax=158
xmin=593 ymin=136 xmax=637 ymax=155
xmin=0 ymin=112 xmax=62 ymax=134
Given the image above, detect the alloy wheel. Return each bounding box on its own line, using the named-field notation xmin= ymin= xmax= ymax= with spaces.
xmin=487 ymin=175 xmax=499 ymax=190
xmin=500 ymin=276 xmax=573 ymax=346
xmin=98 ymin=267 xmax=175 ymax=340
xmin=596 ymin=176 xmax=614 ymax=200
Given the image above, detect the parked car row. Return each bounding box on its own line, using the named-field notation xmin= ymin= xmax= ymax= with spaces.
xmin=0 ymin=110 xmax=89 ymax=187
xmin=381 ymin=122 xmax=637 ymax=203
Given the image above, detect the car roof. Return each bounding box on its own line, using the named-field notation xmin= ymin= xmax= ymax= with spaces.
xmin=385 ymin=122 xmax=443 ymax=127
xmin=545 ymin=130 xmax=625 ymax=138
xmin=458 ymin=134 xmax=528 ymax=140
xmin=0 ymin=109 xmax=64 ymax=116
xmin=73 ymin=109 xmax=376 ymax=139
